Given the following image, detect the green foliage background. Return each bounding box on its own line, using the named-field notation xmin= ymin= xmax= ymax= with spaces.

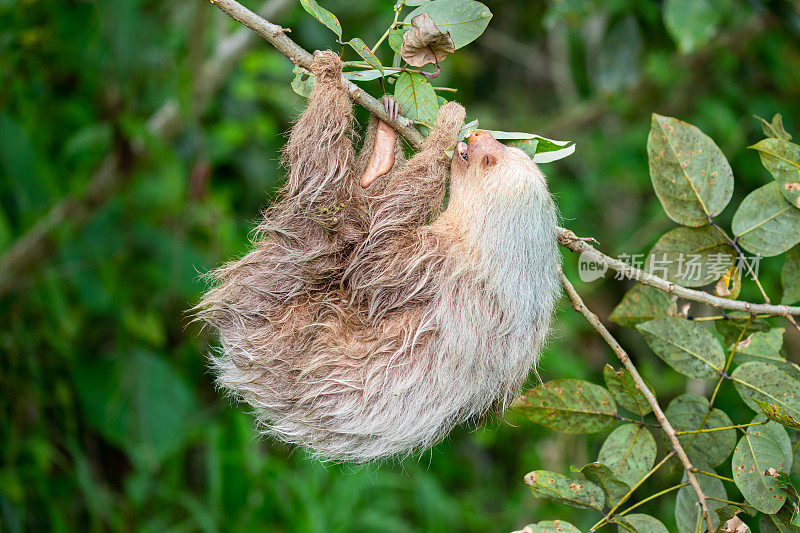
xmin=2 ymin=0 xmax=800 ymax=531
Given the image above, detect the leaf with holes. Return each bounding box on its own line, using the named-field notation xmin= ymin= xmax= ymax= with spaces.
xmin=644 ymin=226 xmax=735 ymax=287
xmin=610 ymin=284 xmax=676 ymax=329
xmin=751 ymin=138 xmax=800 ymax=209
xmin=665 ymin=393 xmax=736 ymax=467
xmin=783 ymin=246 xmax=800 ymax=304
xmin=603 ymin=365 xmax=653 ymax=416
xmin=571 ymin=462 xmax=631 ymax=508
xmin=732 ymin=429 xmax=787 ymax=514
xmin=524 ymin=470 xmax=605 ymax=511
xmin=513 ymin=379 xmax=617 ymax=434
xmin=401 ymin=13 xmax=455 ymax=67
xmin=598 ymin=424 xmax=657 ymax=487
xmin=404 ymin=0 xmax=492 ymax=49
xmin=637 ymin=317 xmax=725 ymax=380
xmin=618 ymin=514 xmax=669 ymax=533
xmin=648 ymin=114 xmax=733 ymax=227
xmin=299 ymin=0 xmax=341 ymax=36
xmin=731 ymin=362 xmax=800 ymax=421
xmin=291 ymin=66 xmax=315 ymax=98
xmin=732 ymin=182 xmax=800 ymax=257
xmin=394 ymin=71 xmax=439 ymax=127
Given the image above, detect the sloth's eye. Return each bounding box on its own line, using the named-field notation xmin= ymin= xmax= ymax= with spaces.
xmin=482 ymin=154 xmax=497 ymax=167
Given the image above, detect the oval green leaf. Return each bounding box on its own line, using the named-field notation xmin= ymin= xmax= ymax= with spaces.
xmin=524 ymin=470 xmax=605 ymax=511
xmin=519 ymin=520 xmax=582 ymax=533
xmin=618 ymin=514 xmax=669 ymax=533
xmin=603 ymin=365 xmax=653 ymax=416
xmin=572 ymin=462 xmax=631 ymax=507
xmin=715 ymin=310 xmax=771 ymax=346
xmin=404 ymin=0 xmax=492 ymax=49
xmin=754 ymin=415 xmax=794 ymax=471
xmin=663 ymin=0 xmax=723 ymax=53
xmin=394 ymin=71 xmax=439 ymax=127
xmin=750 ymin=138 xmax=800 ymax=209
xmin=636 ymin=317 xmax=725 ymax=380
xmin=664 ymin=393 xmax=736 ymax=467
xmin=610 ymin=284 xmax=676 ymax=329
xmin=598 ymin=424 xmax=657 ymax=487
xmin=732 ymin=182 xmax=800 ymax=257
xmin=732 ymin=429 xmax=787 ymax=514
xmin=513 ymin=379 xmax=617 ymax=434
xmin=648 ymin=114 xmax=733 ymax=227
xmin=675 ymin=466 xmax=727 ymax=533
xmin=731 ymin=362 xmax=800 ymax=421
xmin=388 ymin=28 xmax=405 ymax=54
xmin=783 ymin=246 xmax=800 ymax=304
xmin=732 ymin=328 xmax=800 ymax=381
xmin=644 ymin=226 xmax=735 ymax=287
xmin=299 ymin=0 xmax=342 ymax=37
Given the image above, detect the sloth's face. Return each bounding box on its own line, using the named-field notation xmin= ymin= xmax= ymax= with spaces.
xmin=450 ymin=130 xmax=547 ymax=202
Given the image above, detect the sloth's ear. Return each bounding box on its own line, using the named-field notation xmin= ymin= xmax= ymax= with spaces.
xmin=482 ymin=153 xmax=498 ymax=168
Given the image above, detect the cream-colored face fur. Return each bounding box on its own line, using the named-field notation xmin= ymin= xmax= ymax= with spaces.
xmin=196 ymin=52 xmax=561 ymax=463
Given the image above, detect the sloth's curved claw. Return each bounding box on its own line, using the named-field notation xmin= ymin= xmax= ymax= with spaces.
xmin=381 ymin=95 xmax=402 ymax=123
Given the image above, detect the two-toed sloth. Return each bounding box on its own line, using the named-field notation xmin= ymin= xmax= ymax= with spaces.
xmin=197 ymin=50 xmax=560 ymax=462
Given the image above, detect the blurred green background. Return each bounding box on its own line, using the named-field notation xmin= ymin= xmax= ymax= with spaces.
xmin=2 ymin=0 xmax=800 ymax=531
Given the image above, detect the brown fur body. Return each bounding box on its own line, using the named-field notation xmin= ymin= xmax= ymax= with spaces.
xmin=197 ymin=51 xmax=561 ymax=462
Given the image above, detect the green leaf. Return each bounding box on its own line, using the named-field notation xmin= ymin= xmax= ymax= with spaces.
xmin=732 ymin=429 xmax=787 ymax=514
xmin=480 ymin=130 xmax=576 ymax=163
xmin=757 ymin=113 xmax=793 ymax=141
xmin=405 ymin=0 xmax=492 ymax=49
xmin=663 ymin=0 xmax=723 ymax=53
xmin=783 ymin=246 xmax=800 ymax=304
xmin=393 ymin=71 xmax=439 ymax=127
xmin=572 ymin=462 xmax=631 ymax=507
xmin=715 ymin=311 xmax=772 ymax=346
xmin=760 ymin=505 xmax=800 ymax=532
xmin=731 ymin=362 xmax=800 ymax=421
xmin=675 ymin=466 xmax=727 ymax=533
xmin=603 ymin=365 xmax=653 ymax=416
xmin=299 ymin=0 xmax=342 ymax=37
xmin=636 ymin=317 xmax=725 ymax=380
xmin=524 ymin=470 xmax=605 ymax=511
xmin=754 ymin=399 xmax=800 ymax=429
xmin=519 ymin=520 xmax=582 ymax=533
xmin=732 ymin=328 xmax=800 ymax=381
xmin=513 ymin=379 xmax=617 ymax=434
xmin=458 ymin=119 xmax=479 ymax=140
xmin=647 ymin=114 xmax=733 ymax=226
xmin=754 ymin=414 xmax=794 ymax=471
xmin=291 ymin=65 xmax=315 ymax=98
xmin=73 ymin=350 xmax=198 ymax=469
xmin=617 ymin=514 xmax=669 ymax=533
xmin=792 ymin=432 xmax=800 ymax=477
xmin=732 ymin=182 xmax=800 ymax=257
xmin=664 ymin=393 xmax=736 ymax=467
xmin=598 ymin=424 xmax=657 ymax=487
xmin=644 ymin=226 xmax=736 ymax=287
xmin=388 ymin=28 xmax=405 ymax=54
xmin=714 ymin=504 xmax=746 ymax=524
xmin=751 ymin=138 xmax=800 ymax=209
xmin=343 ymin=68 xmax=402 ymax=82
xmin=610 ymin=284 xmax=676 ymax=329
xmin=346 ymin=38 xmax=384 ymax=76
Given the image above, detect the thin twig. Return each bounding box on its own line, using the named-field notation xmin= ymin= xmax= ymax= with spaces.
xmin=618 ymin=482 xmax=689 ymax=517
xmin=560 ymin=269 xmax=716 ymax=533
xmin=675 ymin=420 xmax=765 ymax=436
xmin=558 ymin=228 xmax=800 ymax=317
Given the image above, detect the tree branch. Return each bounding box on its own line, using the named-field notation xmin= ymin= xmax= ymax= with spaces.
xmin=558 ymin=227 xmax=800 ymax=317
xmin=559 ymin=269 xmax=716 ymax=533
xmin=208 ymin=0 xmax=425 ymax=148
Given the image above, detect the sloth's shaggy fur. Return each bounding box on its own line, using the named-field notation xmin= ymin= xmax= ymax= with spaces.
xmin=197 ymin=51 xmax=561 ymax=462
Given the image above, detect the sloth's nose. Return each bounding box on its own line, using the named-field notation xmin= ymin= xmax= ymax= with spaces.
xmin=468 ymin=130 xmax=491 ymax=144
